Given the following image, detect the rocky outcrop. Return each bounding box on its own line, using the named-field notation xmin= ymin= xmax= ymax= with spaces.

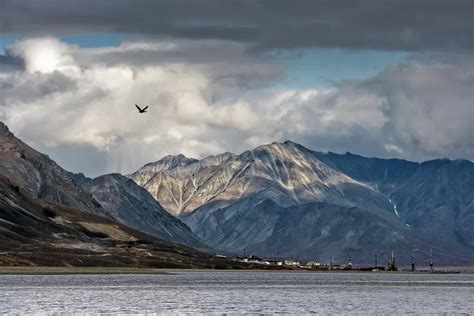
xmin=81 ymin=173 xmax=211 ymax=251
xmin=0 ymin=122 xmax=105 ymax=216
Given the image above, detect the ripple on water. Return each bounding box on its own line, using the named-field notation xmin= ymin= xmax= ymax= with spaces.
xmin=0 ymin=272 xmax=473 ymax=314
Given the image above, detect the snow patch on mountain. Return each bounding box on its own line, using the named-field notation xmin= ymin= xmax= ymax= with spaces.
xmin=388 ymin=198 xmax=400 ymax=218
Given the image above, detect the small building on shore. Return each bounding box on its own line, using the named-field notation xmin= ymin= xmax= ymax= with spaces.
xmin=284 ymin=260 xmax=300 ymax=267
xmin=306 ymin=261 xmax=321 ymax=269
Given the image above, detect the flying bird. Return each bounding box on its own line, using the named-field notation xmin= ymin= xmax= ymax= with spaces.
xmin=135 ymin=104 xmax=148 ymax=113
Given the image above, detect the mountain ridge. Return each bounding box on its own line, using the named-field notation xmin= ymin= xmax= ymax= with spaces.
xmin=131 ymin=140 xmax=474 ymax=265
xmin=0 ymin=122 xmax=214 ymax=264
xmin=0 ymin=122 xmax=106 ymax=216
xmin=2 ymin=119 xmax=472 ymax=266
xmin=0 ymin=172 xmax=240 ymax=268
xmin=78 ymin=172 xmax=211 ymax=251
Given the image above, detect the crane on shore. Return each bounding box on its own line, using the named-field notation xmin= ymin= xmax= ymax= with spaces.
xmin=378 ymin=251 xmax=397 ymax=271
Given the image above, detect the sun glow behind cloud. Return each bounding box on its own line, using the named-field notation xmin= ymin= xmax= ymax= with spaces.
xmin=10 ymin=38 xmax=79 ymax=74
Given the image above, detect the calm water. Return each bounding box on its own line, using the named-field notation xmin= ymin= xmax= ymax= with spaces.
xmin=1 ymin=271 xmax=473 ymax=314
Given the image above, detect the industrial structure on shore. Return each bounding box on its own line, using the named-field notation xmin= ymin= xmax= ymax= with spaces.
xmin=230 ymin=249 xmax=456 ymax=273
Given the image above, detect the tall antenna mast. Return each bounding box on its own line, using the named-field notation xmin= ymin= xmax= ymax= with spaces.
xmin=411 ymin=248 xmax=419 ymax=272
xmin=390 ymin=250 xmax=397 ymax=271
xmin=430 ymin=249 xmax=433 ymax=272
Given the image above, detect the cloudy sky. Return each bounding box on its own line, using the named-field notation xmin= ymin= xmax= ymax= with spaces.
xmin=1 ymin=0 xmax=473 ymax=176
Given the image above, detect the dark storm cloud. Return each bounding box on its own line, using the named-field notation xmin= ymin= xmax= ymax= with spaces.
xmin=1 ymin=0 xmax=473 ymax=52
xmin=0 ymin=54 xmax=23 ymax=72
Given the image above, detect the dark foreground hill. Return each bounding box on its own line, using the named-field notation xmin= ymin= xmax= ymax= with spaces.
xmin=0 ymin=122 xmax=212 ymax=264
xmin=0 ymin=174 xmax=245 ymax=268
xmin=0 ymin=122 xmax=243 ymax=268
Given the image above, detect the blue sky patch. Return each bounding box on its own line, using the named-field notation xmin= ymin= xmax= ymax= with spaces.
xmin=270 ymin=48 xmax=408 ymax=89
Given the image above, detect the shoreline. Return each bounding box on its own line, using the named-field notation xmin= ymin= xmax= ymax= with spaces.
xmin=0 ymin=266 xmax=472 ymax=275
xmin=0 ymin=267 xmax=171 ymax=275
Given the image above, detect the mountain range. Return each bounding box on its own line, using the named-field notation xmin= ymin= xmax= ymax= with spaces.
xmin=130 ymin=141 xmax=474 ymax=266
xmin=1 ymin=121 xmax=473 ymax=267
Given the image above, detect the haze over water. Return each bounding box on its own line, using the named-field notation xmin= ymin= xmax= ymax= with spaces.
xmin=1 ymin=271 xmax=473 ymax=314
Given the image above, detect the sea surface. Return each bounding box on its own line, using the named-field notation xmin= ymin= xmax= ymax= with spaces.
xmin=1 ymin=271 xmax=473 ymax=314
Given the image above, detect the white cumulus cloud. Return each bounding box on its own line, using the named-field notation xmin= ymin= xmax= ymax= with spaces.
xmin=0 ymin=38 xmax=472 ymax=176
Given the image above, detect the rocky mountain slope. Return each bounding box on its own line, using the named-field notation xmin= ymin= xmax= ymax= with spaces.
xmin=131 ymin=141 xmax=474 ymax=265
xmin=0 ymin=174 xmax=241 ymax=268
xmin=0 ymin=122 xmax=211 ymax=254
xmin=0 ymin=122 xmax=105 ymax=216
xmin=79 ymin=173 xmax=211 ymax=251
xmin=130 ymin=152 xmax=237 ymax=216
xmin=130 ymin=142 xmax=392 ymax=217
xmin=184 ymin=199 xmax=474 ymax=265
xmin=312 ymin=151 xmax=474 ymax=249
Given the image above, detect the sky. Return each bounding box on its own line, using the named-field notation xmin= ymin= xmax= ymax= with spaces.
xmin=0 ymin=0 xmax=473 ymax=177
